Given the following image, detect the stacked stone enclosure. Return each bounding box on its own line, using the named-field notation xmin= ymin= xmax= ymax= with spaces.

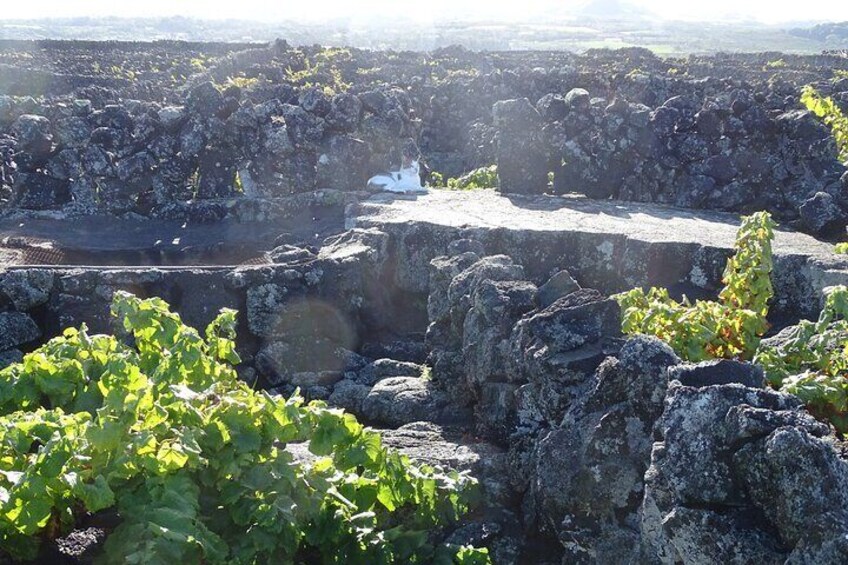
xmin=4 ymin=40 xmax=848 ymax=563
xmin=1 ymin=41 xmax=848 ymax=233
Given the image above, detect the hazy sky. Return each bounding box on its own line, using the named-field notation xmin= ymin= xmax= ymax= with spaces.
xmin=4 ymin=0 xmax=848 ymax=25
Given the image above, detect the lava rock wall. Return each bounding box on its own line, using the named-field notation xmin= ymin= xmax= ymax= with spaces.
xmin=0 ymin=228 xmax=402 ymax=381
xmin=424 ymin=243 xmax=848 ymax=563
xmin=0 ymin=79 xmax=418 ymax=215
xmin=493 ymin=85 xmax=848 ymax=237
xmin=2 ymin=42 xmax=848 ymax=236
xmin=4 ymin=218 xmax=848 ymax=562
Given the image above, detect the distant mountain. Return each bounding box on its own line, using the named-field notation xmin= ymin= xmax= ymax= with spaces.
xmin=572 ymin=0 xmax=653 ymax=20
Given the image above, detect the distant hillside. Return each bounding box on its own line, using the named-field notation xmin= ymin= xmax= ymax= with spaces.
xmin=789 ymin=21 xmax=848 ymax=44
xmin=0 ymin=15 xmax=844 ymax=54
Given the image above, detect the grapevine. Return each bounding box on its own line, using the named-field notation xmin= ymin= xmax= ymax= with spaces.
xmin=755 ymin=285 xmax=848 ymax=432
xmin=0 ymin=292 xmax=489 ymax=563
xmin=616 ymin=211 xmax=848 ymax=433
xmin=431 ymin=165 xmax=499 ymax=190
xmin=615 ymin=211 xmax=776 ymax=362
xmin=801 ymin=85 xmax=848 ymax=164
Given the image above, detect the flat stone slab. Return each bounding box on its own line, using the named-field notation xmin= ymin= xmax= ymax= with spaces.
xmin=352 ymin=190 xmax=839 ymax=256
xmin=350 ymin=190 xmax=848 ymax=320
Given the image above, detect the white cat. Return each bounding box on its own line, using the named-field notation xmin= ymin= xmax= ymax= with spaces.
xmin=367 ymin=159 xmax=428 ymax=194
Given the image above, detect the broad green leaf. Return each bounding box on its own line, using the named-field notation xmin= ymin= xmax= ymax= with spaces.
xmin=76 ymin=475 xmax=115 ymax=512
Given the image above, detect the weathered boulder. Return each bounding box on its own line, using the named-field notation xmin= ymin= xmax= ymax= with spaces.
xmin=381 ymin=421 xmax=512 ymax=505
xmin=426 ymin=251 xmax=481 ymax=348
xmin=640 ymin=379 xmax=836 ymax=564
xmin=326 ymin=92 xmax=363 ymax=132
xmin=281 ymin=103 xmax=325 ymax=147
xmin=317 ymin=227 xmax=389 ymax=269
xmin=0 ymin=348 xmax=23 ymax=369
xmin=357 ymin=358 xmax=424 ymax=386
xmin=0 ymin=311 xmax=41 ymax=351
xmin=536 ymin=93 xmax=567 ymax=122
xmin=299 ymin=87 xmax=332 ymax=117
xmin=668 ymin=358 xmax=765 ymax=388
xmin=799 ymin=191 xmax=848 ymax=237
xmin=0 ymin=269 xmax=55 ymax=311
xmin=359 ymin=89 xmax=390 ymax=115
xmin=659 ymin=507 xmax=785 ymax=565
xmin=11 ymin=172 xmax=71 ymax=209
xmin=427 ymin=254 xmax=525 ymax=404
xmin=287 ymin=370 xmax=344 ymax=389
xmin=361 ymin=376 xmax=460 ymax=427
xmin=246 ymin=229 xmax=388 ymax=345
xmin=464 ymin=279 xmax=537 ymax=389
xmin=316 ymin=228 xmax=392 ymax=333
xmin=447 ymin=255 xmax=525 ymax=336
xmin=650 ymin=105 xmax=679 ymax=137
xmin=185 ymin=82 xmax=224 ymax=118
xmin=536 ymin=269 xmax=580 ymax=309
xmin=492 ymin=98 xmax=548 ymax=195
xmin=245 ymin=283 xmax=290 ymax=339
xmin=509 ymin=288 xmax=621 ymax=422
xmin=531 ymin=336 xmax=679 ymax=561
xmin=80 ymin=144 xmax=113 ymax=177
xmin=563 ymin=88 xmax=591 ymax=112
xmin=53 ymin=116 xmax=90 ymax=148
xmin=327 ymin=379 xmax=371 ymax=413
xmin=735 ymin=427 xmax=848 ymax=563
xmin=463 ymin=279 xmax=537 ymax=440
xmin=11 ymin=114 xmax=53 ymax=161
xmin=264 ymin=124 xmax=295 ymax=156
xmin=157 ymin=106 xmax=186 ymax=132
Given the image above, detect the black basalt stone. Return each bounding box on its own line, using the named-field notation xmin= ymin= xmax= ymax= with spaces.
xmin=185 ymin=81 xmax=224 ymax=119
xmin=12 ymin=172 xmax=70 ymax=209
xmin=799 ymin=191 xmax=848 ymax=237
xmin=492 ymin=98 xmax=548 ymax=195
xmin=669 ymin=359 xmax=765 ymax=389
xmin=11 ymin=114 xmax=53 ymax=159
xmin=0 ymin=311 xmax=41 ymax=351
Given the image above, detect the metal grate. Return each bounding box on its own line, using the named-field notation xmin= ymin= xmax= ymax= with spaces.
xmin=21 ymin=247 xmax=67 ymax=265
xmin=1 ymin=236 xmax=66 ymax=266
xmin=238 ymin=254 xmax=271 ymax=266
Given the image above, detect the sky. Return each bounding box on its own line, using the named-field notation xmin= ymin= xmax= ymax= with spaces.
xmin=3 ymin=0 xmax=848 ymax=25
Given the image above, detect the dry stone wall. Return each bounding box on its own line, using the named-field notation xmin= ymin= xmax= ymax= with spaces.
xmin=424 ymin=243 xmax=848 ymax=563
xmin=1 ymin=42 xmax=848 ymax=236
xmin=495 ymin=86 xmax=848 ymax=237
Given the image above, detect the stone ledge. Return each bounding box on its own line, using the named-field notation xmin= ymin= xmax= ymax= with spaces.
xmin=350 ymin=190 xmax=848 ymax=320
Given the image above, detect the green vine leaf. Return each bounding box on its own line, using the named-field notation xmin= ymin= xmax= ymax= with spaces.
xmin=0 ymin=291 xmax=484 ymax=563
